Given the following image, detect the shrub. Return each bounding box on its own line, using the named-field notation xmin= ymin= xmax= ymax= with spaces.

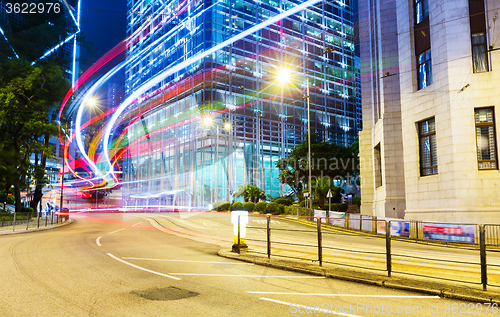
xmin=284 ymin=205 xmax=301 ymax=215
xmin=6 ymin=195 xmax=14 ymax=205
xmin=21 ymin=206 xmax=34 ymax=214
xmin=299 ymin=198 xmax=320 ymax=208
xmin=352 ymin=197 xmax=361 ymax=206
xmin=255 ymin=202 xmax=267 ymax=213
xmin=265 ymin=202 xmax=280 ymax=214
xmin=330 ymin=203 xmax=348 ymax=212
xmin=213 ymin=202 xmax=230 ymax=211
xmin=273 ymin=197 xmax=294 ymax=206
xmin=242 ymin=202 xmax=255 ymax=212
xmin=230 ymin=202 xmax=244 ymax=211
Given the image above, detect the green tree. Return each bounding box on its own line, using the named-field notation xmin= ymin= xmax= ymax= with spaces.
xmin=313 ymin=177 xmax=340 ymax=209
xmin=0 ymin=58 xmax=69 ymax=212
xmin=276 ymin=134 xmax=359 ymax=202
xmin=235 ymin=184 xmax=265 ymax=203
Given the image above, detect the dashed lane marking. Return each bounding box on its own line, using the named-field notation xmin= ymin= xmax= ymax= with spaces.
xmin=168 ymin=273 xmax=325 ymax=278
xmin=108 ymin=228 xmax=125 ymax=234
xmin=122 ymin=257 xmax=254 ymax=265
xmin=259 ymin=297 xmax=363 ymax=317
xmin=106 ymin=253 xmax=181 ymax=280
xmin=96 ymin=237 xmax=101 ymax=246
xmin=247 ymin=292 xmax=439 ymax=298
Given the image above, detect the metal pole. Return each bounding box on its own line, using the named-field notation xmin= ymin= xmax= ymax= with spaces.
xmin=480 ymin=225 xmax=487 ymax=291
xmin=216 ymin=127 xmax=219 ymax=204
xmin=328 ymin=196 xmax=331 ymax=223
xmin=386 ymin=221 xmax=392 ymax=277
xmin=237 ymin=215 xmax=241 ymax=254
xmin=45 ymin=212 xmax=48 ymax=227
xmin=37 ymin=211 xmax=40 ymax=229
xmin=59 ymin=162 xmax=64 ymax=215
xmin=13 ymin=212 xmax=16 ymax=231
xmin=306 ymin=79 xmax=313 ymax=218
xmin=317 ymin=217 xmax=322 ymax=266
xmin=26 ymin=212 xmax=29 ymax=230
xmin=267 ymin=215 xmax=271 ymax=259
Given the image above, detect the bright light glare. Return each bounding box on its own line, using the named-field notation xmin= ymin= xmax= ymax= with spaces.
xmin=87 ymin=98 xmax=97 ymax=107
xmin=224 ymin=122 xmax=231 ymax=131
xmin=277 ymin=68 xmax=291 ymax=84
xmin=202 ymin=116 xmax=212 ymax=126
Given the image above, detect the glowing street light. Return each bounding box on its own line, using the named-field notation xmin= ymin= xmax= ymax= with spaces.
xmin=224 ymin=122 xmax=231 ymax=131
xmin=87 ymin=97 xmax=97 ymax=107
xmin=202 ymin=115 xmax=213 ymax=127
xmin=277 ymin=68 xmax=291 ymax=84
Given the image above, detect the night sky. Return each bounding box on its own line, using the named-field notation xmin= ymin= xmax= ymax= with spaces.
xmin=79 ymin=0 xmax=127 ymax=85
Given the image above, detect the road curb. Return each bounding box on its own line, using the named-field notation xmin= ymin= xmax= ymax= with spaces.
xmin=0 ymin=218 xmax=74 ymax=236
xmin=218 ymin=249 xmax=500 ymax=304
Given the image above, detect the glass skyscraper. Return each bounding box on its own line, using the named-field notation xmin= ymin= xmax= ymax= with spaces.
xmin=122 ymin=0 xmax=360 ymax=209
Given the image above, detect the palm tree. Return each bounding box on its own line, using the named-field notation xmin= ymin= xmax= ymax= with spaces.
xmin=313 ymin=177 xmax=339 ymax=209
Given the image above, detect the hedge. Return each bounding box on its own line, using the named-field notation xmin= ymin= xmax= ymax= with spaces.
xmin=242 ymin=202 xmax=255 ymax=212
xmin=255 ymin=202 xmax=267 ymax=213
xmin=266 ymin=202 xmax=286 ymax=215
xmin=230 ymin=202 xmax=244 ymax=211
xmin=213 ymin=202 xmax=230 ymax=211
xmin=330 ymin=203 xmax=349 ymax=212
xmin=273 ymin=197 xmax=294 ymax=206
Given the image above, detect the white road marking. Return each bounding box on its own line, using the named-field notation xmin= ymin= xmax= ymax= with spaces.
xmin=96 ymin=237 xmax=101 ymax=246
xmin=122 ymin=257 xmax=254 ymax=265
xmin=108 ymin=228 xmax=125 ymax=234
xmin=106 ymin=253 xmax=181 ymax=280
xmin=247 ymin=292 xmax=439 ymax=298
xmin=257 ymin=229 xmax=265 ymax=234
xmin=259 ymin=297 xmax=362 ymax=317
xmin=132 ymin=222 xmax=142 ymax=227
xmin=168 ymin=273 xmax=325 ymax=278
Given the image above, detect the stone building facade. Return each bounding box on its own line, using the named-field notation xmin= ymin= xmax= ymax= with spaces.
xmin=359 ymin=0 xmax=500 ymax=223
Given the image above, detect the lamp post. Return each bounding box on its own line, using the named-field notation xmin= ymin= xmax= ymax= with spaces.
xmin=305 ymin=78 xmax=313 ymax=218
xmin=278 ymin=68 xmax=313 ymax=217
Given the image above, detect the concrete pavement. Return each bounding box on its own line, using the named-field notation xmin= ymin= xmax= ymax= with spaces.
xmin=0 ymin=215 xmax=73 ymax=235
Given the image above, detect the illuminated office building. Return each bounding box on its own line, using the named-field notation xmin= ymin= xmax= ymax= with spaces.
xmin=123 ymin=0 xmax=360 ymax=208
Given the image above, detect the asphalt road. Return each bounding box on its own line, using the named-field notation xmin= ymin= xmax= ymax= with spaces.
xmin=147 ymin=212 xmax=500 ymax=287
xmin=0 ymin=212 xmax=496 ymax=316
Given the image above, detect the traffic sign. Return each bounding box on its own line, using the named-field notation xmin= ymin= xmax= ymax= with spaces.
xmin=326 ymin=189 xmax=332 ymax=198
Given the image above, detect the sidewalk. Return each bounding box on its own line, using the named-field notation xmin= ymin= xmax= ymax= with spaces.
xmin=0 ymin=216 xmax=73 ymax=235
xmin=218 ymin=249 xmax=500 ymax=304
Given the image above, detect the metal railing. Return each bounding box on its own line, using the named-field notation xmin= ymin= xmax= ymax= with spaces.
xmin=235 ymin=214 xmax=500 ymax=291
xmin=0 ymin=212 xmax=69 ymax=232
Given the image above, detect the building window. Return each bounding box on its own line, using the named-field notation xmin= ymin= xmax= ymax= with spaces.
xmin=414 ymin=0 xmax=431 ymax=90
xmin=469 ymin=0 xmax=488 ymax=73
xmin=475 ymin=107 xmax=497 ymax=170
xmin=417 ymin=49 xmax=432 ymax=90
xmin=415 ymin=0 xmax=429 ymax=24
xmin=471 ymin=33 xmax=488 ymax=73
xmin=418 ymin=117 xmax=437 ymax=176
xmin=374 ymin=143 xmax=382 ymax=187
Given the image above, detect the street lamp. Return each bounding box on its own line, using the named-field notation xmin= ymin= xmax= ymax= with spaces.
xmin=278 ymin=69 xmax=313 ymax=218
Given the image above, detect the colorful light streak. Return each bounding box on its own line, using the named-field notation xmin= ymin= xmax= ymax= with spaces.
xmin=61 ymin=0 xmax=334 ymax=198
